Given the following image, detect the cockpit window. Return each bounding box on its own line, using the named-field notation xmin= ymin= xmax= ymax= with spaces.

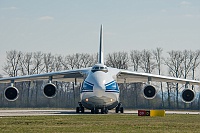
xmin=91 ymin=66 xmax=108 ymax=73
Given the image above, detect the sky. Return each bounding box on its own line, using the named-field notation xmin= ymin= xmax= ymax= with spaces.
xmin=0 ymin=0 xmax=200 ymax=75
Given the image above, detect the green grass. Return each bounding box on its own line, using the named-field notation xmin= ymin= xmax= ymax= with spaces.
xmin=0 ymin=114 xmax=200 ymax=133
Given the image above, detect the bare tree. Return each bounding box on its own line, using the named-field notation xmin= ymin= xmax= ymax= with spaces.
xmin=191 ymin=50 xmax=200 ymax=81
xmin=53 ymin=55 xmax=63 ymax=71
xmin=165 ymin=50 xmax=184 ymax=109
xmin=139 ymin=49 xmax=156 ymax=73
xmin=106 ymin=51 xmax=129 ymax=69
xmin=182 ymin=50 xmax=199 ymax=109
xmin=18 ymin=52 xmax=34 ymax=106
xmin=89 ymin=53 xmax=98 ymax=66
xmin=129 ymin=50 xmax=142 ymax=108
xmin=20 ymin=52 xmax=33 ymax=75
xmin=62 ymin=56 xmax=69 ymax=70
xmin=81 ymin=53 xmax=96 ymax=68
xmin=182 ymin=50 xmax=195 ymax=79
xmin=43 ymin=53 xmax=55 ymax=73
xmin=3 ymin=50 xmax=22 ymax=77
xmin=2 ymin=48 xmax=200 ymax=109
xmin=74 ymin=53 xmax=84 ymax=69
xmin=166 ymin=82 xmax=175 ymax=109
xmin=64 ymin=54 xmax=77 ymax=70
xmin=32 ymin=51 xmax=45 ymax=74
xmin=165 ymin=50 xmax=184 ymax=78
xmin=130 ymin=50 xmax=141 ymax=71
xmin=191 ymin=50 xmax=200 ymax=108
xmin=153 ymin=47 xmax=164 ymax=108
xmin=153 ymin=48 xmax=163 ymax=75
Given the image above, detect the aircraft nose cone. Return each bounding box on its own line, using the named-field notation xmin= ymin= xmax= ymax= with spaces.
xmin=95 ymin=86 xmax=105 ymax=97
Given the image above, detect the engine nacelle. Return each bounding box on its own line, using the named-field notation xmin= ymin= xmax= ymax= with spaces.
xmin=4 ymin=86 xmax=19 ymax=101
xmin=43 ymin=83 xmax=57 ymax=98
xmin=143 ymin=85 xmax=156 ymax=99
xmin=181 ymin=89 xmax=195 ymax=103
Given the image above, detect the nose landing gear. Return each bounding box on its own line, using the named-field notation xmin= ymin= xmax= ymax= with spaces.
xmin=91 ymin=108 xmax=99 ymax=114
xmin=91 ymin=107 xmax=108 ymax=114
xmin=101 ymin=107 xmax=108 ymax=114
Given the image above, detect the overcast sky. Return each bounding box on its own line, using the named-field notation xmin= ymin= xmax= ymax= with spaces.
xmin=0 ymin=0 xmax=200 ymax=74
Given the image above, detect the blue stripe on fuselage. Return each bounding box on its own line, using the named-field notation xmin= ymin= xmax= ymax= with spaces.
xmin=105 ymin=80 xmax=119 ymax=93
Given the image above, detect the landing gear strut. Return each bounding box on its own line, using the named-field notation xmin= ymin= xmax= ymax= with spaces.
xmin=115 ymin=103 xmax=124 ymax=113
xmin=91 ymin=107 xmax=108 ymax=114
xmin=91 ymin=108 xmax=99 ymax=114
xmin=101 ymin=107 xmax=108 ymax=114
xmin=76 ymin=102 xmax=85 ymax=113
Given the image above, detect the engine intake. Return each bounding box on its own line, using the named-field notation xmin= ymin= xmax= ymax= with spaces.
xmin=143 ymin=85 xmax=156 ymax=99
xmin=181 ymin=89 xmax=195 ymax=103
xmin=43 ymin=83 xmax=57 ymax=98
xmin=4 ymin=86 xmax=19 ymax=101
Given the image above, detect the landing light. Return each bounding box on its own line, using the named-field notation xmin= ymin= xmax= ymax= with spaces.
xmin=110 ymin=99 xmax=113 ymax=102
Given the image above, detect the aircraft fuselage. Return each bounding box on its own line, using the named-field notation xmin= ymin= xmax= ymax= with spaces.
xmin=80 ymin=64 xmax=120 ymax=110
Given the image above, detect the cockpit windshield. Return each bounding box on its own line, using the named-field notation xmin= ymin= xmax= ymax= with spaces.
xmin=91 ymin=65 xmax=108 ymax=73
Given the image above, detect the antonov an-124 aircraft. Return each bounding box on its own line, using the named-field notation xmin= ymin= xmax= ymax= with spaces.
xmin=1 ymin=25 xmax=200 ymax=114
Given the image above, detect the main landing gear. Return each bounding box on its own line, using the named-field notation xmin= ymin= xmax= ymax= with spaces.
xmin=115 ymin=103 xmax=124 ymax=113
xmin=76 ymin=102 xmax=124 ymax=114
xmin=76 ymin=102 xmax=85 ymax=113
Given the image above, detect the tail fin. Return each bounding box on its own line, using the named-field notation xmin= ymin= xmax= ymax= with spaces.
xmin=98 ymin=24 xmax=104 ymax=64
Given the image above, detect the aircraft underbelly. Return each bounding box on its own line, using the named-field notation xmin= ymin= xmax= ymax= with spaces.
xmin=81 ymin=92 xmax=119 ymax=110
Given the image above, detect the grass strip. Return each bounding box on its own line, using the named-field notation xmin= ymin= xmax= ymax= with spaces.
xmin=0 ymin=114 xmax=200 ymax=133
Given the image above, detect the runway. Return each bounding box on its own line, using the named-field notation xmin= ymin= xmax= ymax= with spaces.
xmin=0 ymin=109 xmax=200 ymax=116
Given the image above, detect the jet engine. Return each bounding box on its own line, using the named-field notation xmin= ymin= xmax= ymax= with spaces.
xmin=4 ymin=86 xmax=19 ymax=101
xmin=43 ymin=83 xmax=57 ymax=98
xmin=143 ymin=85 xmax=156 ymax=99
xmin=181 ymin=89 xmax=195 ymax=103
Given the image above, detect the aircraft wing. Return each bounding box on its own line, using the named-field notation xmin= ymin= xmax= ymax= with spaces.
xmin=0 ymin=68 xmax=91 ymax=83
xmin=116 ymin=69 xmax=200 ymax=86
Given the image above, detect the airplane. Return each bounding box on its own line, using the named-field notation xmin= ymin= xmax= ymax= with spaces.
xmin=0 ymin=25 xmax=200 ymax=114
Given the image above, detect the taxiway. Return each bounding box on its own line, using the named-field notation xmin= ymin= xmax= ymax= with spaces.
xmin=0 ymin=109 xmax=199 ymax=116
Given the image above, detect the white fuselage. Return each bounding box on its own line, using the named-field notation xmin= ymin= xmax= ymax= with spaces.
xmin=80 ymin=65 xmax=120 ymax=110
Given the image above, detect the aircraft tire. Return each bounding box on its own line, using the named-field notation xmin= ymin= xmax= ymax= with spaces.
xmin=91 ymin=108 xmax=99 ymax=114
xmin=91 ymin=109 xmax=94 ymax=114
xmin=95 ymin=108 xmax=99 ymax=114
xmin=76 ymin=107 xmax=80 ymax=113
xmin=101 ymin=108 xmax=108 ymax=114
xmin=120 ymin=107 xmax=124 ymax=113
xmin=115 ymin=107 xmax=119 ymax=113
xmin=81 ymin=107 xmax=85 ymax=113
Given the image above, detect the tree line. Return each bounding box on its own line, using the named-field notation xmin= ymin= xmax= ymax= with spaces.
xmin=1 ymin=48 xmax=200 ymax=109
xmin=2 ymin=51 xmax=97 ymax=77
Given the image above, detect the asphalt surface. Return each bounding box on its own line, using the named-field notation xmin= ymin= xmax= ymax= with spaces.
xmin=0 ymin=109 xmax=200 ymax=116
